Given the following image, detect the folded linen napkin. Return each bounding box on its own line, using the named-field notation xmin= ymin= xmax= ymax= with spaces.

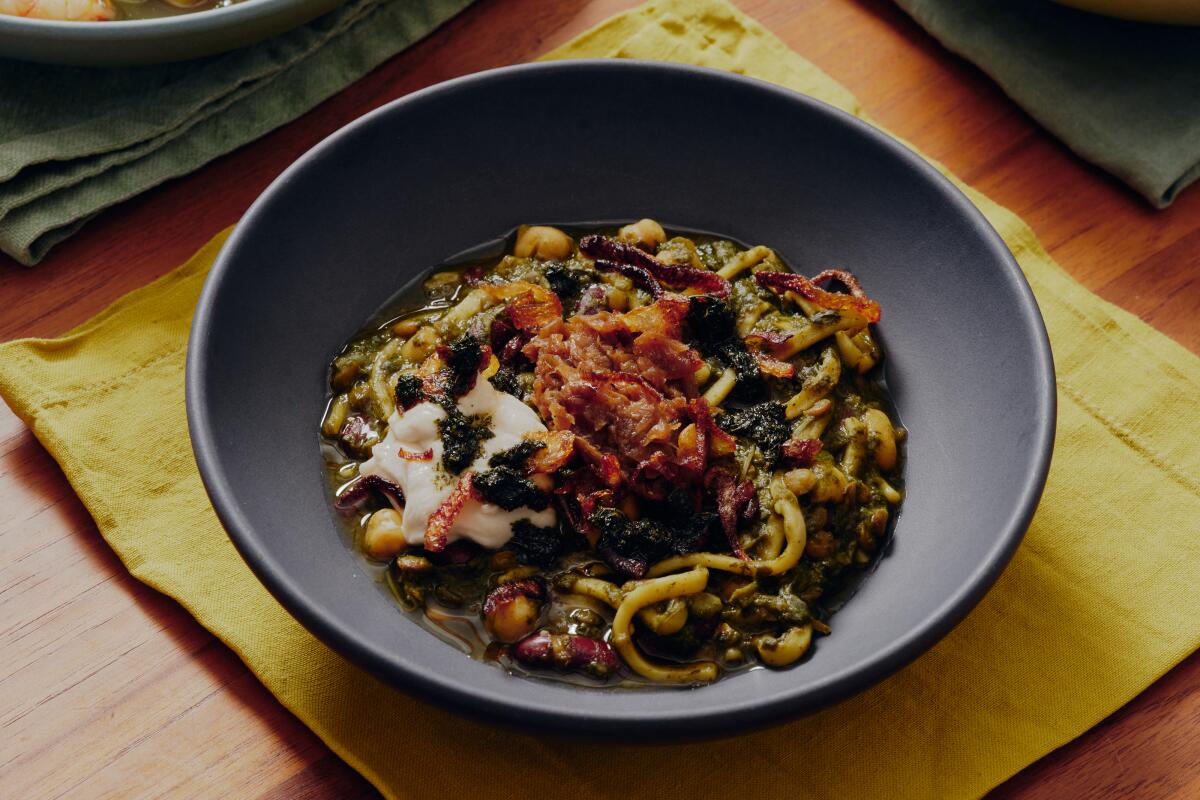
xmin=0 ymin=0 xmax=474 ymax=266
xmin=895 ymin=0 xmax=1200 ymax=207
xmin=2 ymin=1 xmax=1199 ymax=799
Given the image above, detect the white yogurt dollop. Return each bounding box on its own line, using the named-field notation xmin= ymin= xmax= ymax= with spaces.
xmin=360 ymin=378 xmax=555 ymax=549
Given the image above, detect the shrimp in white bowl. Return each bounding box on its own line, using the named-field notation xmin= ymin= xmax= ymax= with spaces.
xmin=0 ymin=0 xmax=116 ymax=20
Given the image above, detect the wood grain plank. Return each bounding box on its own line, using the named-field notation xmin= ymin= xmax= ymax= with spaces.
xmin=2 ymin=1 xmax=1199 ymax=798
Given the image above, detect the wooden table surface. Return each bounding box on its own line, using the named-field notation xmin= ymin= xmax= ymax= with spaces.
xmin=3 ymin=1 xmax=1199 ymax=797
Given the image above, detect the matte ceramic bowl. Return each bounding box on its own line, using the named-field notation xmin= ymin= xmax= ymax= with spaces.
xmin=1053 ymin=0 xmax=1200 ymax=25
xmin=0 ymin=0 xmax=342 ymax=66
xmin=187 ymin=61 xmax=1056 ymax=739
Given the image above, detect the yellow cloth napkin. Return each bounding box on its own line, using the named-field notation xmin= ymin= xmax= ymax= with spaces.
xmin=3 ymin=2 xmax=1200 ymax=798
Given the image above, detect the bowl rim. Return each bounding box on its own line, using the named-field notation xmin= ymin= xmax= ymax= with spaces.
xmin=0 ymin=0 xmax=305 ymax=37
xmin=187 ymin=59 xmax=1057 ymax=738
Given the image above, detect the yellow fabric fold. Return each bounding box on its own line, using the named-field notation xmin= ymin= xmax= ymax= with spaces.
xmin=2 ymin=2 xmax=1199 ymax=798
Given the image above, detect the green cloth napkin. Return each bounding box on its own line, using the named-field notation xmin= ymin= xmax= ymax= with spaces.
xmin=0 ymin=0 xmax=474 ymax=267
xmin=894 ymin=0 xmax=1200 ymax=207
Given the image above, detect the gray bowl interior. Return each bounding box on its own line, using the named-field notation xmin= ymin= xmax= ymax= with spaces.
xmin=0 ymin=0 xmax=342 ymax=65
xmin=188 ymin=61 xmax=1055 ymax=738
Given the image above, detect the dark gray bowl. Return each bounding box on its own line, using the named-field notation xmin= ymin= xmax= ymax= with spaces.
xmin=0 ymin=0 xmax=342 ymax=66
xmin=187 ymin=60 xmax=1055 ymax=739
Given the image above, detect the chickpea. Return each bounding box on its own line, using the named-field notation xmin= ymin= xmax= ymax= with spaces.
xmin=656 ymin=236 xmax=702 ymax=269
xmin=392 ymin=317 xmax=424 ymax=337
xmin=514 ymin=225 xmax=573 ymax=260
xmin=641 ymin=598 xmax=688 ymax=636
xmin=754 ymin=624 xmax=813 ymax=667
xmin=567 ymin=607 xmax=605 ymax=638
xmin=617 ymin=218 xmax=666 ymax=250
xmin=714 ymin=622 xmax=741 ymax=647
xmin=810 ymin=460 xmax=848 ymax=503
xmin=606 ymin=274 xmax=634 ymax=292
xmin=687 ymin=592 xmax=724 ymax=619
xmin=394 ymin=554 xmax=433 ymax=573
xmin=805 ymin=398 xmax=833 ymax=418
xmin=805 ymin=530 xmax=835 ymax=560
xmin=363 ymin=509 xmax=406 ymax=560
xmin=485 ymin=594 xmax=542 ymax=643
xmin=783 ymin=468 xmax=817 ymax=496
xmin=400 ymin=324 xmax=440 ymax=363
xmin=423 ymin=270 xmax=462 ymax=294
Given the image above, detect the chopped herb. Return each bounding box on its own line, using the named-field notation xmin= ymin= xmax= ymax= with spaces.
xmin=489 ymin=366 xmax=523 ymax=398
xmin=394 ymin=374 xmax=425 ymax=410
xmin=410 ymin=335 xmax=497 ymax=472
xmin=487 ymin=440 xmax=545 ymax=469
xmin=445 ymin=335 xmax=486 ymax=397
xmin=544 ymin=262 xmax=598 ymax=301
xmin=663 ymin=489 xmax=717 ymax=554
xmin=436 ymin=401 xmax=493 ymax=474
xmin=473 ymin=465 xmax=549 ymax=511
xmin=509 ymin=520 xmax=564 ymax=568
xmin=589 ymin=506 xmax=715 ymax=578
xmin=685 ymin=295 xmax=739 ymax=350
xmin=685 ymin=296 xmax=766 ymax=402
xmin=722 ymin=346 xmax=767 ymax=402
xmin=716 ymin=401 xmax=790 ymax=465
